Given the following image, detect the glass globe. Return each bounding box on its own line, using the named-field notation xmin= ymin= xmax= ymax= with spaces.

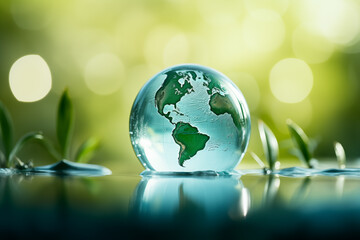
xmin=129 ymin=64 xmax=250 ymax=173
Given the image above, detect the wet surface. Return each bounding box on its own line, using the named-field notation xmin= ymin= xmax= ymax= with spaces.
xmin=1 ymin=167 xmax=360 ymax=239
xmin=24 ymin=160 xmax=112 ymax=176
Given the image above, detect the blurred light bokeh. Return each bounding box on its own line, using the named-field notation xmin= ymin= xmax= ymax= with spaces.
xmin=1 ymin=0 xmax=360 ymax=172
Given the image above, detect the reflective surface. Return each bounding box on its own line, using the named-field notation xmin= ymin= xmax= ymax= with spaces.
xmin=2 ymin=171 xmax=360 ymax=238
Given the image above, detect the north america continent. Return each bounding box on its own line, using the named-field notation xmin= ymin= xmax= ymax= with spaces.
xmin=155 ymin=70 xmax=210 ymax=167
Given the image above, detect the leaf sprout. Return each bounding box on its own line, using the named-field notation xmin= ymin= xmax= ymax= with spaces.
xmin=287 ymin=119 xmax=316 ymax=168
xmin=0 ymin=101 xmax=43 ymax=169
xmin=41 ymin=89 xmax=100 ymax=163
xmin=258 ymin=120 xmax=280 ymax=172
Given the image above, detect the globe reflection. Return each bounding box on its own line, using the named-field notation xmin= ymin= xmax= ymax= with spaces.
xmin=130 ymin=175 xmax=251 ymax=224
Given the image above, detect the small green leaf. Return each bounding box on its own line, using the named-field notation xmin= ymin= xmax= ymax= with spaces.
xmin=37 ymin=137 xmax=62 ymax=161
xmin=258 ymin=120 xmax=279 ymax=171
xmin=0 ymin=101 xmax=14 ymax=159
xmin=287 ymin=119 xmax=313 ymax=168
xmin=8 ymin=132 xmax=43 ymax=167
xmin=75 ymin=138 xmax=100 ymax=163
xmin=57 ymin=89 xmax=74 ymax=159
xmin=334 ymin=141 xmax=346 ymax=169
xmin=0 ymin=151 xmax=5 ymax=168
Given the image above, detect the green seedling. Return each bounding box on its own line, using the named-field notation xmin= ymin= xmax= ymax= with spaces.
xmin=42 ymin=89 xmax=99 ymax=163
xmin=334 ymin=141 xmax=346 ymax=169
xmin=0 ymin=101 xmax=43 ymax=169
xmin=75 ymin=137 xmax=100 ymax=163
xmin=57 ymin=88 xmax=74 ymax=160
xmin=258 ymin=120 xmax=280 ymax=171
xmin=287 ymin=119 xmax=316 ymax=168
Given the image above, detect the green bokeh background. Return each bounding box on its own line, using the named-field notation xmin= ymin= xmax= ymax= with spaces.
xmin=1 ymin=0 xmax=360 ymax=172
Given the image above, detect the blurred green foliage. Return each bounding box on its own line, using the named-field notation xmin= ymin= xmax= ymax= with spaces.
xmin=1 ymin=0 xmax=360 ymax=172
xmin=40 ymin=89 xmax=100 ymax=163
xmin=0 ymin=101 xmax=43 ymax=168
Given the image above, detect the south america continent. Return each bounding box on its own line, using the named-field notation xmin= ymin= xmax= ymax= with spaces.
xmin=172 ymin=122 xmax=210 ymax=167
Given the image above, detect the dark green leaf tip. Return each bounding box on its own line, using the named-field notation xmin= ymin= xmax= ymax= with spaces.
xmin=57 ymin=89 xmax=74 ymax=159
xmin=258 ymin=120 xmax=279 ymax=171
xmin=287 ymin=119 xmax=313 ymax=168
xmin=0 ymin=101 xmax=14 ymax=160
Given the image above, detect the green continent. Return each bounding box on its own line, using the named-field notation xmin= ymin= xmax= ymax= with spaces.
xmin=203 ymin=73 xmax=225 ymax=95
xmin=187 ymin=71 xmax=197 ymax=81
xmin=155 ymin=71 xmax=194 ymax=123
xmin=172 ymin=122 xmax=210 ymax=167
xmin=209 ymin=93 xmax=241 ymax=130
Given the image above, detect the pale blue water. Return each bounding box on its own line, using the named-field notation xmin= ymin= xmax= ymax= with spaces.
xmin=1 ymin=165 xmax=360 ymax=238
xmin=0 ymin=160 xmax=112 ymax=177
xmin=27 ymin=160 xmax=112 ymax=176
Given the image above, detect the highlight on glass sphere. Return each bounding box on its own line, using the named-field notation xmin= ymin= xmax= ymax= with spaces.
xmin=129 ymin=64 xmax=251 ymax=173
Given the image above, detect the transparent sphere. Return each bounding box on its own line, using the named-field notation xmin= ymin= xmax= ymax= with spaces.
xmin=129 ymin=64 xmax=251 ymax=172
